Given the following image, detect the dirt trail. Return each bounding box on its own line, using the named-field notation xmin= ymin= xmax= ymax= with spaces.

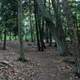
xmin=0 ymin=41 xmax=77 ymax=80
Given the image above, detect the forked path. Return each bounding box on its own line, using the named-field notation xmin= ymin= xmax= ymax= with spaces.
xmin=0 ymin=41 xmax=76 ymax=80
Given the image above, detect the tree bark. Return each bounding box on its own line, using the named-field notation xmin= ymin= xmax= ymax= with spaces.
xmin=18 ymin=0 xmax=26 ymax=62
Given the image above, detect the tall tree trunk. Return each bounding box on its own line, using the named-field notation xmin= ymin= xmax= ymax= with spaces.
xmin=51 ymin=0 xmax=67 ymax=55
xmin=49 ymin=30 xmax=52 ymax=47
xmin=45 ymin=25 xmax=49 ymax=43
xmin=18 ymin=0 xmax=26 ymax=62
xmin=41 ymin=19 xmax=46 ymax=49
xmin=38 ymin=18 xmax=45 ymax=51
xmin=34 ymin=0 xmax=41 ymax=51
xmin=29 ymin=0 xmax=34 ymax=42
xmin=3 ymin=28 xmax=7 ymax=50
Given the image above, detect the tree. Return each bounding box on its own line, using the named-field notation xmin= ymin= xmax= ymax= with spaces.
xmin=62 ymin=0 xmax=80 ymax=76
xmin=18 ymin=0 xmax=26 ymax=62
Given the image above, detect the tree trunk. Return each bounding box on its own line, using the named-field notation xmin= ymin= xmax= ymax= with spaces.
xmin=3 ymin=28 xmax=7 ymax=50
xmin=18 ymin=0 xmax=26 ymax=62
xmin=34 ymin=0 xmax=41 ymax=51
xmin=62 ymin=0 xmax=80 ymax=76
xmin=29 ymin=0 xmax=34 ymax=42
xmin=51 ymin=0 xmax=67 ymax=55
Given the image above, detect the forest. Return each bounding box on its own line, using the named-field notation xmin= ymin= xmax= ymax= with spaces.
xmin=0 ymin=0 xmax=80 ymax=80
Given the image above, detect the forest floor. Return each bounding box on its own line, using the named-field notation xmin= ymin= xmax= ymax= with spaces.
xmin=0 ymin=41 xmax=79 ymax=80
